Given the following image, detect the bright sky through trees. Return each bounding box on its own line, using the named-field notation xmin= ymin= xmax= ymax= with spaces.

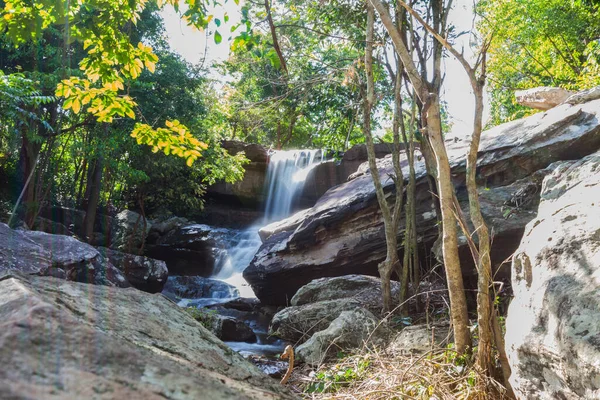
xmin=160 ymin=0 xmax=488 ymax=139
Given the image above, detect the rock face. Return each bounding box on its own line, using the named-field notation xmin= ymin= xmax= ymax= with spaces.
xmin=0 ymin=223 xmax=129 ymax=287
xmin=147 ymin=224 xmax=234 ymax=276
xmin=245 ymin=97 xmax=600 ymax=305
xmin=505 ymin=151 xmax=600 ymax=400
xmin=515 ymin=86 xmax=575 ymax=110
xmin=162 ymin=275 xmax=240 ymax=302
xmin=0 ymin=273 xmax=293 ymax=399
xmin=300 ymin=143 xmax=395 ymax=206
xmin=296 ymin=308 xmax=390 ymax=366
xmin=207 ymin=141 xmax=269 ymax=208
xmin=98 ymin=247 xmax=168 ymax=293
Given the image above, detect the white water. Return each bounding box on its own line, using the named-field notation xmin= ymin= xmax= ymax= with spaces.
xmin=213 ymin=149 xmax=325 ymax=297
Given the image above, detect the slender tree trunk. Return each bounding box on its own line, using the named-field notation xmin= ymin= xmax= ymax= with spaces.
xmin=83 ymin=153 xmax=103 ymax=241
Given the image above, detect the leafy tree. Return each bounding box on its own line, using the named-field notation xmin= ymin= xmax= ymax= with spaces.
xmin=478 ymin=0 xmax=600 ymax=124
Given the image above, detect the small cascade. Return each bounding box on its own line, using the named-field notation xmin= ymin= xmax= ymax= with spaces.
xmin=212 ymin=149 xmax=325 ymax=297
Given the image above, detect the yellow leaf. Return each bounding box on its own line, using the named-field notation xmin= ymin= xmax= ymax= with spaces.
xmin=144 ymin=60 xmax=156 ymax=73
xmin=125 ymin=108 xmax=135 ymax=119
xmin=186 ymin=157 xmax=194 ymax=167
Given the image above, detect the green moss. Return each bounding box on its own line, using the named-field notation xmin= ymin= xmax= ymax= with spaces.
xmin=185 ymin=307 xmax=217 ymax=331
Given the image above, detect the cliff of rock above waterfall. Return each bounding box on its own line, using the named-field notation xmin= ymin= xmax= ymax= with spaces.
xmin=244 ymin=98 xmax=600 ymax=305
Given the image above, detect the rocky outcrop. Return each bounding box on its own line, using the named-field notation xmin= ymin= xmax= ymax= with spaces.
xmin=98 ymin=247 xmax=168 ymax=293
xmin=296 ymin=308 xmax=390 ymax=366
xmin=515 ymin=87 xmax=574 ymax=110
xmin=207 ymin=141 xmax=269 ymax=208
xmin=147 ymin=224 xmax=235 ymax=276
xmin=0 ymin=273 xmax=293 ymax=399
xmin=0 ymin=223 xmax=129 ymax=287
xmin=505 ymin=151 xmax=600 ymax=400
xmin=269 ymin=299 xmax=363 ymax=343
xmin=245 ymin=96 xmax=600 ymax=305
xmin=162 ymin=275 xmax=240 ymax=302
xmin=387 ymin=323 xmax=451 ymax=355
xmin=300 ymin=143 xmax=395 ymax=206
xmin=564 ymin=85 xmax=600 ymax=105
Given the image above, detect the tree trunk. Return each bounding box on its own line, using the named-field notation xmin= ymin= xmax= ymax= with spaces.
xmin=83 ymin=155 xmax=103 ymax=241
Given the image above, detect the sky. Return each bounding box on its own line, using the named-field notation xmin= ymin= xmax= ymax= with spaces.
xmin=160 ymin=0 xmax=487 ymax=139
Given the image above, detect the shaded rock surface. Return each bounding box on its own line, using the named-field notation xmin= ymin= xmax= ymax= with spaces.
xmin=162 ymin=275 xmax=239 ymax=303
xmin=98 ymin=247 xmax=168 ymax=293
xmin=245 ymin=97 xmax=600 ymax=305
xmin=110 ymin=209 xmax=152 ymax=254
xmin=515 ymin=86 xmax=574 ymax=110
xmin=505 ymin=151 xmax=600 ymax=400
xmin=147 ymin=224 xmax=235 ymax=276
xmin=0 ymin=223 xmax=128 ymax=287
xmin=212 ymin=315 xmax=257 ymax=343
xmin=387 ymin=323 xmax=451 ymax=355
xmin=0 ymin=273 xmax=294 ymax=399
xmin=296 ymin=308 xmax=390 ymax=366
xmin=269 ymin=299 xmax=363 ymax=343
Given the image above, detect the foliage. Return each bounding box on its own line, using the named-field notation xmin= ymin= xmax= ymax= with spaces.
xmin=185 ymin=307 xmax=218 ymax=330
xmin=478 ymin=0 xmax=600 ymax=124
xmin=305 ymin=355 xmax=371 ymax=394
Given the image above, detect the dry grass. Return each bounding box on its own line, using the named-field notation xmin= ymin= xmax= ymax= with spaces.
xmin=285 ymin=344 xmax=510 ymax=400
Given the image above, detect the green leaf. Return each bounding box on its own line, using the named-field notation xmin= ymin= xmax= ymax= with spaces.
xmin=214 ymin=31 xmax=222 ymax=44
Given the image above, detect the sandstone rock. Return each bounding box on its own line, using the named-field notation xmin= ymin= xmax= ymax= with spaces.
xmin=24 ymin=230 xmax=129 ymax=288
xmin=296 ymin=308 xmax=390 ymax=366
xmin=207 ymin=142 xmax=269 ymax=208
xmin=110 ymin=209 xmax=152 ymax=254
xmin=291 ymin=274 xmax=399 ymax=316
xmin=269 ymin=299 xmax=363 ymax=343
xmin=0 ymin=222 xmax=52 ymax=275
xmin=147 ymin=224 xmax=234 ymax=276
xmin=387 ymin=323 xmax=451 ymax=355
xmin=564 ymin=85 xmax=600 ymax=105
xmin=149 ymin=216 xmax=189 ymax=236
xmin=515 ymin=86 xmax=574 ymax=110
xmin=162 ymin=276 xmax=239 ymax=302
xmin=245 ymin=98 xmax=600 ymax=305
xmin=98 ymin=247 xmax=168 ymax=293
xmin=0 ymin=273 xmax=293 ymax=399
xmin=505 ymin=151 xmax=600 ymax=399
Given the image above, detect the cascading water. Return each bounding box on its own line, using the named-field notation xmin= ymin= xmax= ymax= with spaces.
xmin=213 ymin=149 xmax=325 ymax=298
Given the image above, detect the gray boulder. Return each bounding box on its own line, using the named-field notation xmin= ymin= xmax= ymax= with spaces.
xmin=0 ymin=273 xmax=293 ymax=399
xmin=296 ymin=308 xmax=390 ymax=366
xmin=162 ymin=276 xmax=239 ymax=302
xmin=291 ymin=274 xmax=399 ymax=316
xmin=269 ymin=298 xmax=363 ymax=343
xmin=515 ymin=86 xmax=574 ymax=110
xmin=564 ymin=85 xmax=600 ymax=105
xmin=0 ymin=222 xmax=52 ymax=275
xmin=98 ymin=247 xmax=168 ymax=293
xmin=505 ymin=151 xmax=600 ymax=399
xmin=387 ymin=323 xmax=451 ymax=355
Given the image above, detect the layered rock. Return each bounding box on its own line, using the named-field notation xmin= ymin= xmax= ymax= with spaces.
xmin=296 ymin=308 xmax=390 ymax=366
xmin=207 ymin=141 xmax=269 ymax=208
xmin=245 ymin=97 xmax=600 ymax=305
xmin=505 ymin=151 xmax=600 ymax=399
xmin=98 ymin=247 xmax=168 ymax=293
xmin=0 ymin=273 xmax=293 ymax=399
xmin=0 ymin=223 xmax=129 ymax=287
xmin=515 ymin=86 xmax=574 ymax=110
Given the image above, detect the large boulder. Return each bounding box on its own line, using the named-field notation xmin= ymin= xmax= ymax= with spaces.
xmin=146 ymin=224 xmax=235 ymax=276
xmin=162 ymin=275 xmax=240 ymax=302
xmin=0 ymin=273 xmax=293 ymax=399
xmin=0 ymin=222 xmax=52 ymax=275
xmin=269 ymin=299 xmax=363 ymax=343
xmin=110 ymin=209 xmax=152 ymax=254
xmin=505 ymin=151 xmax=600 ymax=399
xmin=296 ymin=308 xmax=390 ymax=366
xmin=98 ymin=247 xmax=168 ymax=293
xmin=515 ymin=87 xmax=574 ymax=110
xmin=245 ymin=97 xmax=600 ymax=305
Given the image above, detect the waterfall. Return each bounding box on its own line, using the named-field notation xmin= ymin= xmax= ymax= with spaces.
xmin=213 ymin=149 xmax=324 ymax=297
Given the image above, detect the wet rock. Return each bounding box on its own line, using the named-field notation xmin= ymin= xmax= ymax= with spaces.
xmin=269 ymin=299 xmax=363 ymax=343
xmin=245 ymin=97 xmax=600 ymax=305
xmin=98 ymin=247 xmax=168 ymax=293
xmin=296 ymin=308 xmax=390 ymax=366
xmin=24 ymin=230 xmax=129 ymax=288
xmin=215 ymin=315 xmax=257 ymax=343
xmin=110 ymin=209 xmax=152 ymax=255
xmin=247 ymin=356 xmax=289 ymax=379
xmin=515 ymin=86 xmax=574 ymax=110
xmin=162 ymin=276 xmax=239 ymax=302
xmin=0 ymin=273 xmax=294 ymax=399
xmin=146 ymin=224 xmax=234 ymax=276
xmin=505 ymin=151 xmax=600 ymax=399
